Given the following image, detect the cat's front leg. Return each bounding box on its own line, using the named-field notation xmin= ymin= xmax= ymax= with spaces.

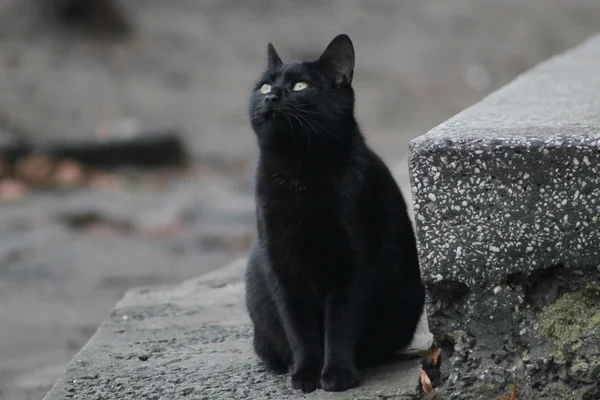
xmin=321 ymin=284 xmax=366 ymax=392
xmin=274 ymin=290 xmax=323 ymax=393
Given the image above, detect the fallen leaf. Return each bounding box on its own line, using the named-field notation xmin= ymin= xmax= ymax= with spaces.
xmin=420 ymin=369 xmax=434 ymax=395
xmin=0 ymin=179 xmax=26 ymax=200
xmin=15 ymin=155 xmax=57 ymax=187
xmin=54 ymin=160 xmax=86 ymax=186
xmin=424 ymin=392 xmax=437 ymax=400
xmin=499 ymin=381 xmax=518 ymax=400
xmin=426 ymin=347 xmax=442 ymax=368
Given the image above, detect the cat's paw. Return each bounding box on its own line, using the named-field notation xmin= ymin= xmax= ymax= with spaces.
xmin=291 ymin=368 xmax=321 ymax=393
xmin=320 ymin=365 xmax=360 ymax=392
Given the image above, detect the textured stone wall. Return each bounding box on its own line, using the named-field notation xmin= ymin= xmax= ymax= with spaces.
xmin=410 ymin=34 xmax=600 ymax=399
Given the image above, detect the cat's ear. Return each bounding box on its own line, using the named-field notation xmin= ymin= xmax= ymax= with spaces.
xmin=266 ymin=42 xmax=283 ymax=70
xmin=318 ymin=34 xmax=355 ymax=87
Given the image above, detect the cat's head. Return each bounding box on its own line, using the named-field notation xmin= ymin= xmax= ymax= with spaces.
xmin=249 ymin=34 xmax=357 ymax=150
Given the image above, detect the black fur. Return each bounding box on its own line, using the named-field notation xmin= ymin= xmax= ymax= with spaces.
xmin=245 ymin=34 xmax=425 ymax=393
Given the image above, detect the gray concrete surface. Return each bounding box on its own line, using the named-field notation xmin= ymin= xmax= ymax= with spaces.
xmin=2 ymin=1 xmax=600 ymax=399
xmin=409 ymin=33 xmax=600 ymax=399
xmin=42 ymin=258 xmax=430 ymax=400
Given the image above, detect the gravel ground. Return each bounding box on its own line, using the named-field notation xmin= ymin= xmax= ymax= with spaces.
xmin=0 ymin=1 xmax=599 ymax=399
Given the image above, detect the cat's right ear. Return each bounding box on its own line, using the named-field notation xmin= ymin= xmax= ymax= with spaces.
xmin=266 ymin=43 xmax=283 ymax=70
xmin=318 ymin=34 xmax=355 ymax=88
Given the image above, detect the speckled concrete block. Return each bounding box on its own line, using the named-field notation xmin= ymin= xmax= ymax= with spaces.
xmin=409 ymin=34 xmax=600 ymax=399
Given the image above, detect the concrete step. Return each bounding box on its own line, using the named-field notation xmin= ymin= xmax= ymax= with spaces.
xmin=410 ymin=33 xmax=600 ymax=399
xmin=43 ymin=258 xmax=432 ymax=400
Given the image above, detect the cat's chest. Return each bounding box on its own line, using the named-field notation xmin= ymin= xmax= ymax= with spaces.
xmin=260 ymin=180 xmax=339 ymax=224
xmin=258 ymin=174 xmax=350 ymax=238
xmin=259 ymin=183 xmax=354 ymax=280
xmin=256 ymin=161 xmax=357 ymax=235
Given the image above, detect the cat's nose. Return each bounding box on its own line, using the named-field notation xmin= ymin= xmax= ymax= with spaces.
xmin=264 ymin=94 xmax=280 ymax=105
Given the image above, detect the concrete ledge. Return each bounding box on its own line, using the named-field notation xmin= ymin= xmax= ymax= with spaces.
xmin=43 ymin=258 xmax=431 ymax=400
xmin=410 ymin=34 xmax=600 ymax=398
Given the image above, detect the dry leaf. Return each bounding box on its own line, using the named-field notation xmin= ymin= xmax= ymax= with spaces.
xmin=54 ymin=160 xmax=85 ymax=186
xmin=499 ymin=381 xmax=518 ymax=400
xmin=15 ymin=155 xmax=57 ymax=187
xmin=426 ymin=347 xmax=442 ymax=368
xmin=420 ymin=369 xmax=434 ymax=395
xmin=0 ymin=179 xmax=26 ymax=200
xmin=424 ymin=392 xmax=437 ymax=400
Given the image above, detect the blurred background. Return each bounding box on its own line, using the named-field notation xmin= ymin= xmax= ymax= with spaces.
xmin=0 ymin=1 xmax=598 ymax=399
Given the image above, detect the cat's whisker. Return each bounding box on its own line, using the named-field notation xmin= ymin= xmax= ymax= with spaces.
xmin=282 ymin=104 xmax=338 ymax=141
xmin=290 ymin=105 xmax=328 ymax=117
xmin=290 ymin=112 xmax=319 ymax=147
xmin=291 ymin=113 xmax=313 ymax=150
xmin=293 ymin=111 xmax=338 ymax=141
xmin=284 ymin=114 xmax=296 ymax=145
xmin=282 ymin=105 xmax=320 ymax=137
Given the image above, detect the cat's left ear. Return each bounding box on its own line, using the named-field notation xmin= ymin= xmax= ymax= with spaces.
xmin=266 ymin=42 xmax=283 ymax=70
xmin=318 ymin=34 xmax=355 ymax=87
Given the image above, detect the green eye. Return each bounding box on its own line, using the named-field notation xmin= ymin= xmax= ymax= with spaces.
xmin=292 ymin=82 xmax=308 ymax=91
xmin=260 ymin=84 xmax=272 ymax=94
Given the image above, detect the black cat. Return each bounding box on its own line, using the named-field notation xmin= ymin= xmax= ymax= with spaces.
xmin=245 ymin=34 xmax=425 ymax=393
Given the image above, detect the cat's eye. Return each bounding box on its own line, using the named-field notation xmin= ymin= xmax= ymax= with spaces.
xmin=292 ymin=82 xmax=308 ymax=91
xmin=260 ymin=84 xmax=272 ymax=94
